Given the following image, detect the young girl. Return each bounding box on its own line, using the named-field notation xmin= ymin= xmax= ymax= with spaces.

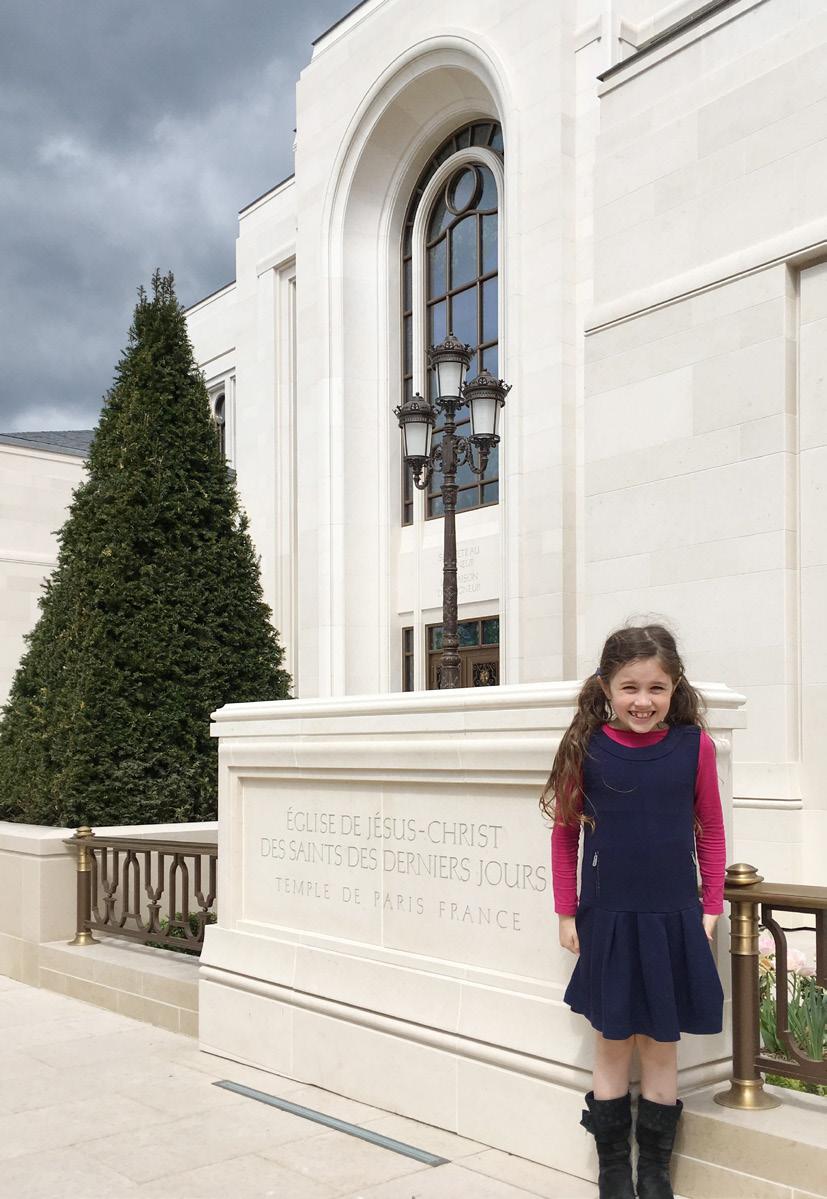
xmin=541 ymin=625 xmax=725 ymax=1199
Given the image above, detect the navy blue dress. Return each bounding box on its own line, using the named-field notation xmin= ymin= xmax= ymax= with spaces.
xmin=563 ymin=724 xmax=724 ymax=1042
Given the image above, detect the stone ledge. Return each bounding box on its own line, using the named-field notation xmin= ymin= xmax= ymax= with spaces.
xmin=675 ymin=1082 xmax=827 ymax=1198
xmin=36 ymin=936 xmax=199 ymax=1038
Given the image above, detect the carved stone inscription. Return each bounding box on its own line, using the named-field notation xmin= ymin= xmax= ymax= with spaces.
xmin=457 ymin=542 xmax=481 ymax=598
xmin=253 ymin=799 xmax=549 ymax=943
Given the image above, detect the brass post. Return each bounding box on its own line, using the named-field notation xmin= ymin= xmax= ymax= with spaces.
xmin=715 ymin=863 xmax=780 ymax=1110
xmin=68 ymin=826 xmax=97 ymax=946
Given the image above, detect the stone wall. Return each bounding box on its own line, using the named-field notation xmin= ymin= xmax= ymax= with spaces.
xmin=0 ymin=443 xmax=85 ymax=707
xmin=587 ymin=0 xmax=827 ymax=881
xmin=202 ymin=681 xmax=744 ymax=1175
xmin=0 ymin=820 xmax=216 ymax=1034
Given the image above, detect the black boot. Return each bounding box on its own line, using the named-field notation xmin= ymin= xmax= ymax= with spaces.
xmin=580 ymin=1091 xmax=635 ymax=1199
xmin=635 ymin=1096 xmax=683 ymax=1199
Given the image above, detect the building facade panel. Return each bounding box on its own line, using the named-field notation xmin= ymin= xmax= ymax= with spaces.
xmin=175 ymin=0 xmax=827 ymax=882
xmin=0 ymin=444 xmax=87 ymax=706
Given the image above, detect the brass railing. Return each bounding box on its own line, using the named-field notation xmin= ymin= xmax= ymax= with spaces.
xmin=715 ymin=862 xmax=827 ymax=1110
xmin=65 ymin=827 xmax=217 ymax=955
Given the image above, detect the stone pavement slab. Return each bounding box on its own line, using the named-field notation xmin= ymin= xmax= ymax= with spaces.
xmin=0 ymin=976 xmax=600 ymax=1199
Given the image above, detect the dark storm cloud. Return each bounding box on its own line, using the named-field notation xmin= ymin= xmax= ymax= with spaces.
xmin=0 ymin=0 xmax=355 ymax=431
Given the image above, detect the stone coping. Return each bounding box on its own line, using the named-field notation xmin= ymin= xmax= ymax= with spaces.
xmin=686 ymin=1079 xmax=827 ymax=1137
xmin=0 ymin=820 xmax=217 ymax=855
xmin=212 ymin=680 xmax=747 ymax=730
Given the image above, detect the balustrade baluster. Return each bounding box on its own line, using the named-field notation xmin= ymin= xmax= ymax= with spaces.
xmin=715 ymin=862 xmax=826 ymax=1109
xmin=64 ymin=831 xmax=217 ymax=955
xmin=68 ymin=827 xmax=97 ymax=946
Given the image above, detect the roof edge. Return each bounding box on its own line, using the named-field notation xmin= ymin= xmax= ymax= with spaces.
xmin=184 ymin=279 xmax=236 ymax=316
xmin=0 ymin=431 xmax=94 ymax=459
xmin=312 ymin=0 xmax=371 ymax=46
xmin=598 ymin=0 xmax=743 ymax=82
xmin=238 ymin=174 xmax=295 ymax=217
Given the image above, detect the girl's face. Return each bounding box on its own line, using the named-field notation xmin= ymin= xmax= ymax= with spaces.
xmin=602 ymin=656 xmax=675 ymax=734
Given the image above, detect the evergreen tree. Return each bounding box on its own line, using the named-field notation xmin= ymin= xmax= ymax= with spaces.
xmin=0 ymin=271 xmax=291 ymax=827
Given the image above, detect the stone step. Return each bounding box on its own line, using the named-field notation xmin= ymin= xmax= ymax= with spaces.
xmin=27 ymin=940 xmax=827 ymax=1199
xmin=676 ymin=1082 xmax=826 ymax=1198
xmin=36 ymin=935 xmax=198 ymax=1036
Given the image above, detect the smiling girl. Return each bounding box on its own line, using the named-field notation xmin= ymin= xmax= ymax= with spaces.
xmin=540 ymin=624 xmax=726 ymax=1199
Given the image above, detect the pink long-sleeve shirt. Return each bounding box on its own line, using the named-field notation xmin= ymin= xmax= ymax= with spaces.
xmin=551 ymin=724 xmax=726 ymax=917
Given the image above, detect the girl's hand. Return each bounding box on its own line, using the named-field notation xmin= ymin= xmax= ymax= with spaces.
xmin=559 ymin=915 xmax=580 ymax=955
xmin=702 ymin=913 xmax=720 ymax=943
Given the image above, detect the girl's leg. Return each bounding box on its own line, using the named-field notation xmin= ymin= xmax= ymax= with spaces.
xmin=585 ymin=1034 xmax=636 ymax=1198
xmin=593 ymin=1031 xmax=635 ymax=1099
xmin=635 ymin=1034 xmax=678 ymax=1104
xmin=635 ymin=1035 xmax=682 ymax=1198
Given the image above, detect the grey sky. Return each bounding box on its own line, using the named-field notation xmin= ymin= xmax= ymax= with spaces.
xmin=0 ymin=0 xmax=355 ymax=432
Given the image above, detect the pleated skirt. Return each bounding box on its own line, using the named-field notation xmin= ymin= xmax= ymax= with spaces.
xmin=564 ymin=903 xmax=724 ymax=1042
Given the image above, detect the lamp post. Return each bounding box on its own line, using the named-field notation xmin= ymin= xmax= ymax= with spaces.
xmin=395 ymin=333 xmax=511 ymax=689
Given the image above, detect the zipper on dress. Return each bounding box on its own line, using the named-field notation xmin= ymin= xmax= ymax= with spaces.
xmin=592 ymin=851 xmax=600 ymax=896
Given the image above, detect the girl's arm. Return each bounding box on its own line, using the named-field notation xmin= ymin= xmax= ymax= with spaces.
xmin=551 ymin=810 xmax=581 ymax=917
xmin=695 ymin=731 xmax=726 ymax=916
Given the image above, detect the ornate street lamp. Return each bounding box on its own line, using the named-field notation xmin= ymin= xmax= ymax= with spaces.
xmin=464 ymin=368 xmax=508 ymax=448
xmin=395 ymin=333 xmax=511 ymax=689
xmin=429 ymin=332 xmax=471 ymax=405
xmin=394 ymin=391 xmax=436 ymax=478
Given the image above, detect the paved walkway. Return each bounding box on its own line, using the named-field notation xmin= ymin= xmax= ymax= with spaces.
xmin=0 ymin=974 xmax=599 ymax=1198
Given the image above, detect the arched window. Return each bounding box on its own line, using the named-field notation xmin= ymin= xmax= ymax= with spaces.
xmin=213 ymin=392 xmax=226 ymax=460
xmin=401 ymin=121 xmax=503 ymax=524
xmin=207 ymin=377 xmax=234 ymax=464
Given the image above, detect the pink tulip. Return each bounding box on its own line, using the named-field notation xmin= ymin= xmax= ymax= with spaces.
xmin=786 ymin=947 xmax=811 ymax=974
xmin=758 ymin=931 xmax=775 ymax=956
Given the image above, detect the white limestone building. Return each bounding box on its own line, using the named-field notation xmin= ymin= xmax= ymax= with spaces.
xmin=184 ymin=0 xmax=827 ymax=885
xmin=0 ymin=432 xmax=91 ymax=706
xmin=2 ymin=1 xmax=824 ymax=889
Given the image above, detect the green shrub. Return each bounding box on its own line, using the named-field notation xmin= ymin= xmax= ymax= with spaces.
xmin=0 ymin=272 xmax=290 ymax=827
xmin=148 ymin=910 xmax=217 ymax=956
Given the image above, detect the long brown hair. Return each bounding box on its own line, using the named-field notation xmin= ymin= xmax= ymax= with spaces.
xmin=539 ymin=624 xmax=706 ymax=826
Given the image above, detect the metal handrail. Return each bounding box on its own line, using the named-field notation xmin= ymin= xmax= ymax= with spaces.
xmin=715 ymin=862 xmax=827 ymax=1110
xmin=65 ymin=826 xmax=217 ymax=955
xmin=76 ymin=833 xmax=218 ymax=855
